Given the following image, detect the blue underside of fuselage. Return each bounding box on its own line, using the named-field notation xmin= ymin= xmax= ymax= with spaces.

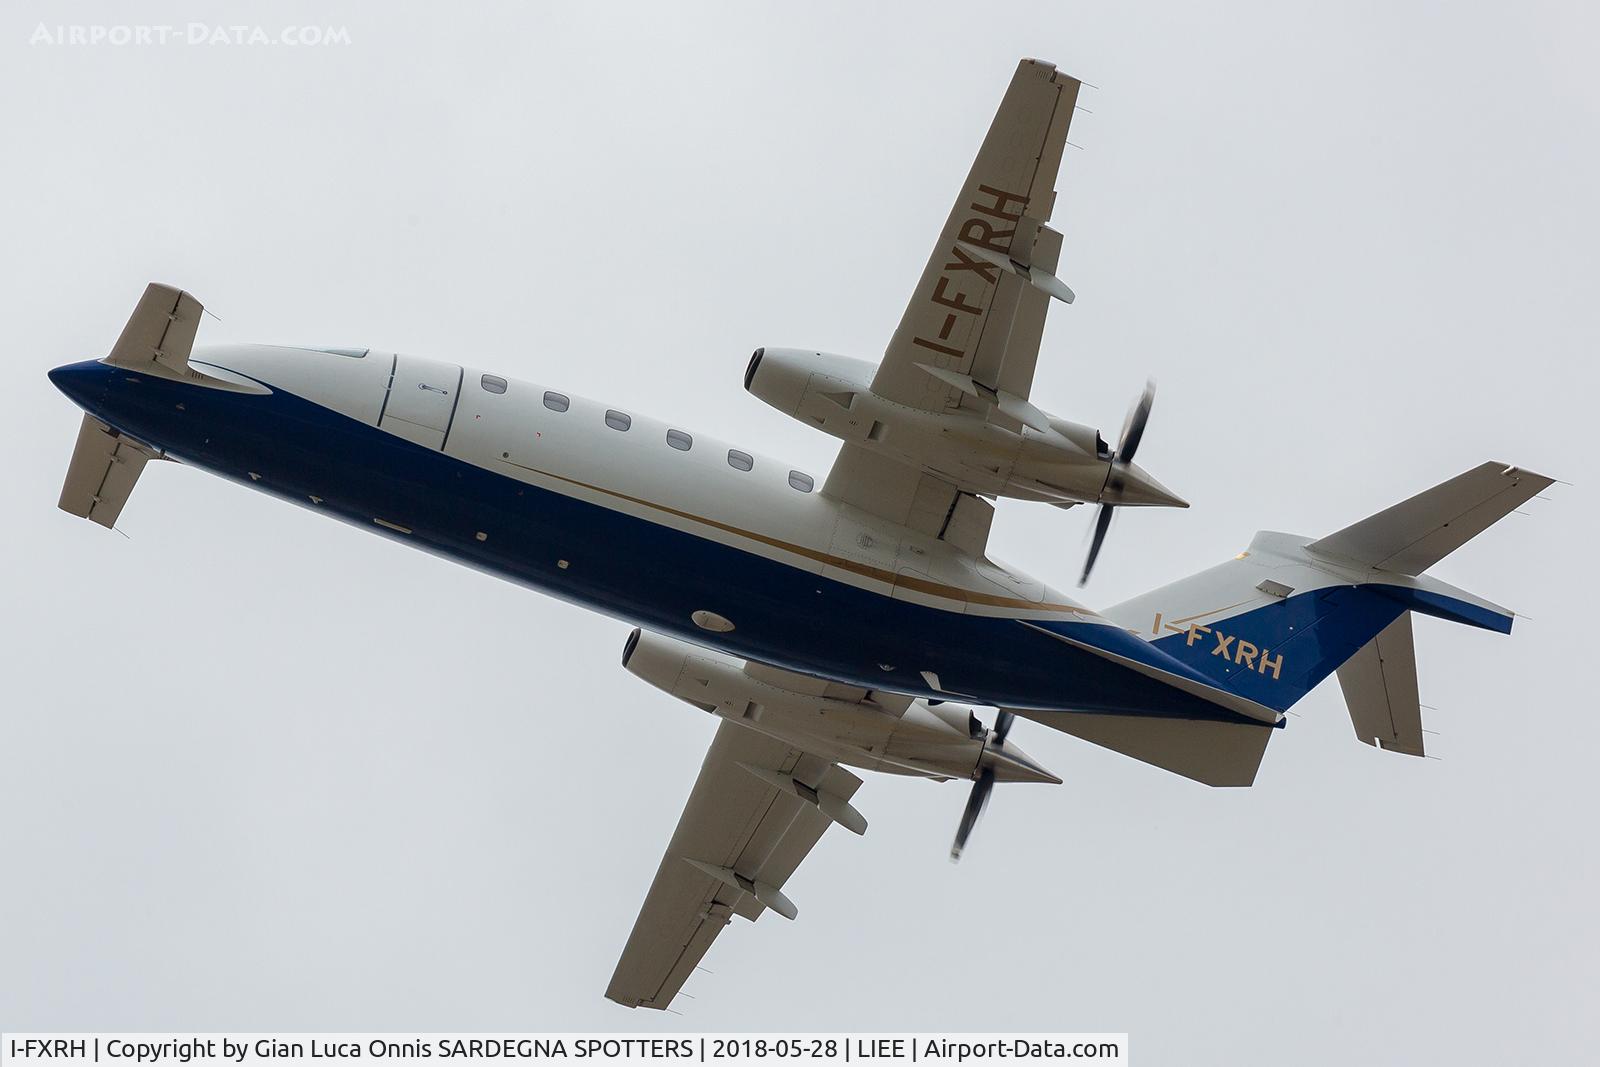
xmin=52 ymin=358 xmax=1451 ymax=726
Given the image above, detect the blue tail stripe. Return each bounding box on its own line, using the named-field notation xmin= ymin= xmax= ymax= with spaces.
xmin=1371 ymin=585 xmax=1514 ymax=634
xmin=1149 ymin=589 xmax=1422 ymax=713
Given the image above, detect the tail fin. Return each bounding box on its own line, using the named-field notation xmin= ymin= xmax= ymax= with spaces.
xmin=1098 ymin=462 xmax=1552 ymax=761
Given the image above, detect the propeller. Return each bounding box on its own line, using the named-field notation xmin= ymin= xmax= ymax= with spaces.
xmin=949 ymin=710 xmax=1014 ymax=862
xmin=1079 ymin=380 xmax=1157 ymax=587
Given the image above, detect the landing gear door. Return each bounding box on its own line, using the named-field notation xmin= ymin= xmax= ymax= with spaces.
xmin=381 ymin=355 xmax=463 ymax=450
xmin=975 ymin=560 xmax=1046 ymax=604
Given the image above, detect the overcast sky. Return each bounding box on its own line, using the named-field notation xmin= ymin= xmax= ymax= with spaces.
xmin=2 ymin=1 xmax=1595 ymax=1062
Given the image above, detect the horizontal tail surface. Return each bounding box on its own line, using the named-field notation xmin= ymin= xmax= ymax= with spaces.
xmin=1107 ymin=461 xmax=1550 ymax=712
xmin=1012 ymin=709 xmax=1275 ymax=786
xmin=1306 ymin=462 xmax=1551 ymax=576
xmin=1054 ymin=461 xmax=1552 ymax=781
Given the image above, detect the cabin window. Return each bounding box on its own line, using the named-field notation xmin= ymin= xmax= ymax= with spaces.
xmin=543 ymin=391 xmax=570 ymax=412
xmin=481 ymin=374 xmax=508 ymax=394
xmin=666 ymin=429 xmax=693 ymax=451
xmin=727 ymin=449 xmax=754 ymax=472
xmin=788 ymin=470 xmax=815 ymax=493
xmin=605 ymin=410 xmax=632 ymax=431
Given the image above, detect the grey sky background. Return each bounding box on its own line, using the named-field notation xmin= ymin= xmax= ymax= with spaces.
xmin=2 ymin=1 xmax=1595 ymax=1062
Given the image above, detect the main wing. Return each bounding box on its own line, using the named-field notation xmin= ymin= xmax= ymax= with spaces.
xmin=873 ymin=58 xmax=1080 ymax=414
xmin=605 ymin=720 xmax=863 ymax=1010
xmin=823 ymin=60 xmax=1082 ymax=548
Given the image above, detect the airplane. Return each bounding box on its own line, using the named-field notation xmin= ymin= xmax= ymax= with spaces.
xmin=47 ymin=59 xmax=1550 ymax=1010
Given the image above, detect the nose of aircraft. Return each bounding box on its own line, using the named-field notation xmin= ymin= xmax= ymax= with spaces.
xmin=48 ymin=359 xmax=110 ymax=412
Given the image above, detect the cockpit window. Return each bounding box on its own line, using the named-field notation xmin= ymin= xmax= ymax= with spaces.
xmin=308 ymin=347 xmax=368 ymax=358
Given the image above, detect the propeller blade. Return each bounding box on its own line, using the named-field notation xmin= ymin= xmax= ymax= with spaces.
xmin=993 ymin=709 xmax=1016 ymax=744
xmin=950 ymin=768 xmax=995 ymax=862
xmin=1117 ymin=380 xmax=1156 ymax=466
xmin=1082 ymin=381 xmax=1156 ymax=586
xmin=1079 ymin=503 xmax=1114 ymax=586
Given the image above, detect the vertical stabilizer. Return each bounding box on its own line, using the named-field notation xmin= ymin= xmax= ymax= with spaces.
xmin=1075 ymin=461 xmax=1551 ymax=780
xmin=1336 ymin=613 xmax=1424 ymax=756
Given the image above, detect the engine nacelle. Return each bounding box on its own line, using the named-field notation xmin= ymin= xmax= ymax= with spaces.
xmin=744 ymin=347 xmax=879 ymax=442
xmin=622 ymin=629 xmax=1056 ymax=785
xmin=742 ymin=347 xmax=1183 ymax=509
